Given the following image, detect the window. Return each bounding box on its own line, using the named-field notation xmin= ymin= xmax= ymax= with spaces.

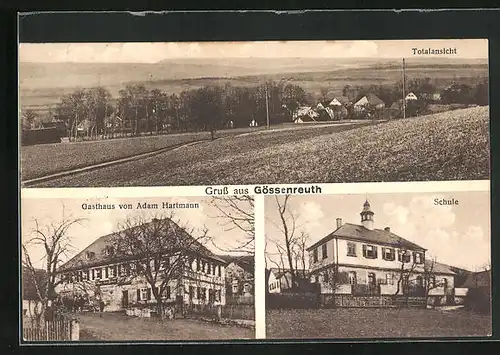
xmin=313 ymin=248 xmax=318 ymax=262
xmin=189 ymin=286 xmax=194 ymax=299
xmin=218 ymin=265 xmax=221 ymax=277
xmin=95 ymin=268 xmax=102 ymax=280
xmin=243 ymin=283 xmax=250 ymax=293
xmin=386 ymin=273 xmax=394 ymax=285
xmin=104 ymin=246 xmax=114 ymax=256
xmin=416 ymin=276 xmax=423 ymax=287
xmin=83 ymin=270 xmax=89 ymax=280
xmin=382 ymin=247 xmax=395 ymax=261
xmin=91 ymin=269 xmax=95 ymax=280
xmin=324 ymin=271 xmax=329 ymax=284
xmin=109 ymin=265 xmax=116 ymax=278
xmin=201 ymin=288 xmax=206 ymax=300
xmin=347 ymin=242 xmax=357 ymax=257
xmin=413 ymin=252 xmax=423 ymax=264
xmin=138 ymin=288 xmax=150 ymax=301
xmin=368 ymin=272 xmax=376 ymax=287
xmin=232 ymin=281 xmax=239 ymax=294
xmin=429 ymin=276 xmax=436 ymax=288
xmin=398 ymin=250 xmax=411 ymax=263
xmin=348 ymin=271 xmax=357 ymax=284
xmin=196 ymin=287 xmax=201 ymax=299
xmin=315 ymin=275 xmax=319 ymax=283
xmin=363 ymin=244 xmax=378 ymax=259
xmin=322 ymin=244 xmax=328 ymax=259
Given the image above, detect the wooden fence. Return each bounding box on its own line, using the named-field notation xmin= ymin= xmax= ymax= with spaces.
xmin=23 ymin=317 xmax=79 ymax=341
xmin=221 ymin=304 xmax=255 ymax=320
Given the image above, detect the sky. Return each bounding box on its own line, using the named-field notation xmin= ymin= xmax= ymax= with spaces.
xmin=19 ymin=39 xmax=488 ymax=63
xmin=264 ymin=191 xmax=490 ymax=272
xmin=21 ymin=196 xmax=254 ymax=270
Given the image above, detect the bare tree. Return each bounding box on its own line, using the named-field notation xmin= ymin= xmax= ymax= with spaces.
xmin=422 ymin=257 xmax=446 ymax=308
xmin=21 ymin=210 xmax=85 ymax=325
xmin=269 ymin=195 xmax=309 ymax=290
xmin=110 ymin=213 xmax=214 ymax=319
xmin=209 ymin=195 xmax=254 ymax=254
xmin=322 ymin=266 xmax=349 ymax=308
xmin=393 ymin=249 xmax=419 ymax=307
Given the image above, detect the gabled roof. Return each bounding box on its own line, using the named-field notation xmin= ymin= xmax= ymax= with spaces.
xmin=354 ymin=93 xmax=385 ymax=107
xmin=59 ymin=218 xmax=225 ymax=272
xmin=307 ymin=222 xmax=426 ymax=252
xmin=460 ymin=270 xmax=491 ymax=288
xmin=329 ymin=96 xmax=350 ymax=106
xmin=220 ymin=254 xmax=254 ymax=273
xmin=424 ymin=260 xmax=456 ymax=276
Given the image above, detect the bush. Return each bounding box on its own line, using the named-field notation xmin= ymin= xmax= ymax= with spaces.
xmin=464 ymin=288 xmax=490 ymax=315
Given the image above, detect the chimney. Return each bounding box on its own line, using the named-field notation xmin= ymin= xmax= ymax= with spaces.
xmin=336 ymin=218 xmax=343 ymax=229
xmin=384 ymin=227 xmax=390 ymax=232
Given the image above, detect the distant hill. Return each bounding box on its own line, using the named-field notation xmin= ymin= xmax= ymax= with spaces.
xmin=19 ymin=57 xmax=488 ymax=116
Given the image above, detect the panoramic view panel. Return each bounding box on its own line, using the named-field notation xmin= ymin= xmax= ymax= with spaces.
xmin=19 ymin=39 xmax=489 ymax=187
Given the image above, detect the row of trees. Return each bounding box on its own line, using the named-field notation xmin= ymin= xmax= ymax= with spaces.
xmin=22 ymin=76 xmax=488 ymax=140
xmin=24 ymin=81 xmax=308 ymax=141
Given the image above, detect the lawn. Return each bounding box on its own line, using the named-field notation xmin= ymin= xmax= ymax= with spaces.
xmin=33 ymin=106 xmax=489 ymax=187
xmin=75 ymin=312 xmax=254 ymax=341
xmin=266 ymin=308 xmax=491 ymax=339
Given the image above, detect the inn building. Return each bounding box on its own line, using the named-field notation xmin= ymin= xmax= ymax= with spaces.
xmin=306 ymin=200 xmax=455 ymax=303
xmin=55 ymin=218 xmax=227 ymax=312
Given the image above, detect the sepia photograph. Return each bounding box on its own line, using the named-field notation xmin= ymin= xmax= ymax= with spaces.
xmin=19 ymin=39 xmax=489 ymax=187
xmin=20 ymin=195 xmax=255 ymax=342
xmin=264 ymin=191 xmax=491 ymax=339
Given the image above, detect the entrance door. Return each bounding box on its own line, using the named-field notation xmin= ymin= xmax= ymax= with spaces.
xmin=122 ymin=290 xmax=129 ymax=308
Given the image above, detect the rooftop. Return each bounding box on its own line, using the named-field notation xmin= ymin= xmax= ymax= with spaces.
xmin=307 ymin=222 xmax=426 ymax=252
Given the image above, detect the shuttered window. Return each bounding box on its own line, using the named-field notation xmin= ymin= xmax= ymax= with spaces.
xmin=382 ymin=247 xmax=395 ymax=261
xmin=347 ymin=242 xmax=356 ymax=257
xmin=322 ymin=244 xmax=328 ymax=259
xmin=363 ymin=244 xmax=378 ymax=259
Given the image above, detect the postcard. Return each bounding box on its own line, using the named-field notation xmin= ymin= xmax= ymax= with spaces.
xmin=18 ymin=35 xmax=491 ymax=344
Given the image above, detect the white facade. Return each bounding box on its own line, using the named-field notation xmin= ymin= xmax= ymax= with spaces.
xmin=307 ymin=201 xmax=454 ymax=298
xmin=56 ymin=255 xmax=226 ymax=312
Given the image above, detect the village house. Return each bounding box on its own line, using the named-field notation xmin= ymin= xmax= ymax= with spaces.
xmin=220 ymin=254 xmax=254 ymax=303
xmin=306 ymin=200 xmax=455 ymax=304
xmin=267 ymin=268 xmax=309 ymax=294
xmin=293 ymin=106 xmax=319 ymax=123
xmin=55 ymin=218 xmax=227 ymax=313
xmin=328 ymin=96 xmax=351 ymax=108
xmin=405 ymin=92 xmax=418 ymax=101
xmin=353 ymin=93 xmax=386 ymax=112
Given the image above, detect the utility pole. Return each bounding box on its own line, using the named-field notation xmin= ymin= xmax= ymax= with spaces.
xmin=402 ymin=58 xmax=406 ymax=119
xmin=265 ymin=83 xmax=270 ymax=129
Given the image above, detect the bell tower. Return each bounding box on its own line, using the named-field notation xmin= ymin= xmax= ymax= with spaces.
xmin=360 ymin=199 xmax=375 ymax=230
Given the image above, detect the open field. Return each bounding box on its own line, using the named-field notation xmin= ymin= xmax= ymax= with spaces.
xmin=21 ymin=131 xmax=211 ymax=181
xmin=21 ymin=121 xmax=369 ymax=183
xmin=29 ymin=106 xmax=489 ymax=187
xmin=19 ymin=58 xmax=488 ymax=115
xmin=266 ymin=308 xmax=491 ymax=339
xmin=74 ymin=312 xmax=254 ymax=341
